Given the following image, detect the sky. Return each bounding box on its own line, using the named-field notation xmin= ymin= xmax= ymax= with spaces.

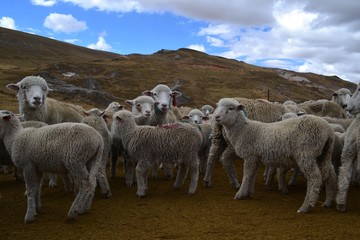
xmin=1 ymin=0 xmax=360 ymax=83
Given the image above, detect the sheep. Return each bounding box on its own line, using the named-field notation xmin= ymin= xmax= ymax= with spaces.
xmin=213 ymin=98 xmax=337 ymax=213
xmin=105 ymin=101 xmax=123 ymax=113
xmin=6 ymin=76 xmax=86 ymax=187
xmin=6 ymin=76 xmax=85 ymax=124
xmin=111 ymin=110 xmax=202 ymax=197
xmin=204 ymin=97 xmax=292 ymax=188
xmin=125 ymin=96 xmax=155 ymax=126
xmin=182 ymin=109 xmax=212 ymax=174
xmin=332 ymin=88 xmax=352 ymax=108
xmin=201 ymin=104 xmax=214 ymax=117
xmin=82 ymin=109 xmax=112 ymax=198
xmin=0 ymin=110 xmax=104 ymax=223
xmin=298 ymin=100 xmax=348 ymax=118
xmin=322 ymin=116 xmax=353 ymax=131
xmin=336 ymin=84 xmax=360 ymax=212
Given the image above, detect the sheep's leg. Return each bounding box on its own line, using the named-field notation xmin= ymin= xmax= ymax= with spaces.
xmin=23 ymin=167 xmax=41 ymax=223
xmin=277 ymin=167 xmax=288 ymax=194
xmin=174 ymin=162 xmax=188 ymax=189
xmin=35 ymin=172 xmax=44 ymax=211
xmin=48 ymin=173 xmax=57 ymax=188
xmin=288 ymin=167 xmax=300 ymax=186
xmin=235 ymin=158 xmax=259 ymax=199
xmin=68 ymin=167 xmax=91 ymax=220
xmin=188 ymin=157 xmax=200 ymax=194
xmin=265 ymin=166 xmax=276 ymax=191
xmin=135 ymin=160 xmax=149 ymax=197
xmin=110 ymin=145 xmax=119 ymax=178
xmin=297 ymin=162 xmax=322 ymax=213
xmin=162 ymin=162 xmax=175 ymax=180
xmin=221 ymin=145 xmax=240 ymax=189
xmin=124 ymin=155 xmax=135 ymax=187
xmin=204 ymin=133 xmax=227 ymax=187
xmin=319 ymin=160 xmax=337 ymax=208
xmin=152 ymin=161 xmax=159 ymax=179
xmin=62 ymin=173 xmax=74 ymax=193
xmin=336 ymin=147 xmax=356 ymax=212
xmin=97 ymin=165 xmax=111 ymax=198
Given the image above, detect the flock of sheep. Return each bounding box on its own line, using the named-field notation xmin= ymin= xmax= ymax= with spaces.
xmin=0 ymin=75 xmax=359 ymax=223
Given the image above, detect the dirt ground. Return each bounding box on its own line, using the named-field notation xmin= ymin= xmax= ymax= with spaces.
xmin=1 ymin=160 xmax=360 ymax=240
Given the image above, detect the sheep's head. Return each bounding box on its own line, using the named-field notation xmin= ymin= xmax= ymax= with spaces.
xmin=142 ymin=84 xmax=181 ymax=112
xmin=112 ymin=110 xmax=136 ymax=131
xmin=200 ymin=105 xmax=214 ymax=116
xmin=126 ymin=96 xmax=155 ymax=118
xmin=213 ymin=98 xmax=245 ymax=126
xmin=0 ymin=110 xmax=20 ymax=136
xmin=106 ymin=102 xmax=124 ymax=113
xmin=182 ymin=109 xmax=208 ymax=124
xmin=6 ymin=76 xmax=52 ymax=109
xmin=332 ymin=88 xmax=352 ymax=109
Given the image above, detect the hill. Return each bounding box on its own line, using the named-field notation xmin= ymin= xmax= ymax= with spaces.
xmin=0 ymin=27 xmax=356 ymax=112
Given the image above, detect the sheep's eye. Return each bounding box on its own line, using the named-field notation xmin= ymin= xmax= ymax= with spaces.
xmin=152 ymin=93 xmax=157 ymax=97
xmin=136 ymin=103 xmax=141 ymax=108
xmin=228 ymin=106 xmax=234 ymax=110
xmin=21 ymin=85 xmax=26 ymax=89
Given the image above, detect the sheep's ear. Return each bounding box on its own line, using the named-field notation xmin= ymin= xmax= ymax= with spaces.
xmin=115 ymin=116 xmax=121 ymax=121
xmin=3 ymin=114 xmax=12 ymax=121
xmin=6 ymin=83 xmax=20 ymax=91
xmin=182 ymin=115 xmax=190 ymax=120
xmin=297 ymin=111 xmax=306 ymax=116
xmin=125 ymin=100 xmax=134 ymax=106
xmin=48 ymin=88 xmax=54 ymax=92
xmin=83 ymin=110 xmax=90 ymax=116
xmin=202 ymin=116 xmax=209 ymax=121
xmin=332 ymin=92 xmax=338 ymax=97
xmin=237 ymin=105 xmax=245 ymax=111
xmin=119 ymin=105 xmax=125 ymax=110
xmin=142 ymin=90 xmax=151 ymax=96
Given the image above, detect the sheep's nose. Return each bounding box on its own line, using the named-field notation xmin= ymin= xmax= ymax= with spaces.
xmin=34 ymin=97 xmax=41 ymax=101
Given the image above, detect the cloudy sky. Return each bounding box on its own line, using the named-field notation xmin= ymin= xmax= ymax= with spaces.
xmin=1 ymin=0 xmax=360 ymax=83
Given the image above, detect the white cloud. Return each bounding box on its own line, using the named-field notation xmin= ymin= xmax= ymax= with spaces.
xmin=64 ymin=39 xmax=80 ymax=44
xmin=87 ymin=36 xmax=112 ymax=51
xmin=31 ymin=0 xmax=57 ymax=7
xmin=43 ymin=13 xmax=87 ymax=33
xmin=0 ymin=17 xmax=16 ymax=29
xmin=187 ymin=44 xmax=205 ymax=52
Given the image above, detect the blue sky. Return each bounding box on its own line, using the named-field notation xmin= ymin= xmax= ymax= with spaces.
xmin=1 ymin=0 xmax=360 ymax=83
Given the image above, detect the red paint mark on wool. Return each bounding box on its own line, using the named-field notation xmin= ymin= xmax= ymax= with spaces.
xmin=158 ymin=123 xmax=182 ymax=129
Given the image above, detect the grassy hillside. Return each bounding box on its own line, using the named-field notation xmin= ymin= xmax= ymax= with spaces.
xmin=0 ymin=27 xmax=356 ymax=112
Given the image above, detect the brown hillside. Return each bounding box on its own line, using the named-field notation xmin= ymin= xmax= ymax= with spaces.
xmin=0 ymin=27 xmax=356 ymax=111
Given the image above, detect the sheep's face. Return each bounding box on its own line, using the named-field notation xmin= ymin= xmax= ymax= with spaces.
xmin=214 ymin=98 xmax=244 ymax=126
xmin=107 ymin=102 xmax=124 ymax=113
xmin=183 ymin=109 xmax=208 ymax=124
xmin=142 ymin=84 xmax=181 ymax=112
xmin=201 ymin=105 xmax=214 ymax=116
xmin=23 ymin=84 xmax=47 ymax=109
xmin=332 ymin=90 xmax=351 ymax=108
xmin=126 ymin=96 xmax=154 ymax=117
xmin=346 ymin=84 xmax=360 ymax=115
xmin=0 ymin=110 xmax=17 ymax=137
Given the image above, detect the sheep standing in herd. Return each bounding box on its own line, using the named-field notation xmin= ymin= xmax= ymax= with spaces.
xmin=111 ymin=110 xmax=202 ymax=197
xmin=6 ymin=76 xmax=85 ymax=188
xmin=213 ymin=98 xmax=337 ymax=213
xmin=0 ymin=110 xmax=104 ymax=223
xmin=336 ymin=84 xmax=360 ymax=212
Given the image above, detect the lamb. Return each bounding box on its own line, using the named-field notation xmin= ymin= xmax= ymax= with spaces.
xmin=204 ymin=97 xmax=292 ymax=188
xmin=105 ymin=101 xmax=124 ymax=113
xmin=111 ymin=110 xmax=202 ymax=197
xmin=336 ymin=84 xmax=360 ymax=212
xmin=6 ymin=76 xmax=86 ymax=187
xmin=201 ymin=104 xmax=214 ymax=117
xmin=183 ymin=108 xmax=209 ymax=124
xmin=125 ymin=96 xmax=155 ymax=125
xmin=0 ymin=110 xmax=104 ymax=223
xmin=213 ymin=98 xmax=337 ymax=213
xmin=82 ymin=109 xmax=112 ymax=198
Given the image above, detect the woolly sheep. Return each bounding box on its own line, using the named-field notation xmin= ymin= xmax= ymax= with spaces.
xmin=332 ymin=88 xmax=352 ymax=108
xmin=105 ymin=101 xmax=124 ymax=113
xmin=201 ymin=105 xmax=214 ymax=117
xmin=111 ymin=110 xmax=202 ymax=197
xmin=82 ymin=109 xmax=112 ymax=198
xmin=183 ymin=108 xmax=209 ymax=124
xmin=125 ymin=96 xmax=155 ymax=125
xmin=204 ymin=97 xmax=292 ymax=188
xmin=298 ymin=100 xmax=347 ymax=118
xmin=336 ymin=84 xmax=360 ymax=212
xmin=0 ymin=110 xmax=104 ymax=223
xmin=213 ymin=98 xmax=337 ymax=213
xmin=6 ymin=76 xmax=86 ymax=187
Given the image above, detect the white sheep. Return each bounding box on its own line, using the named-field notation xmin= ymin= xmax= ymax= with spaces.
xmin=204 ymin=97 xmax=292 ymax=189
xmin=332 ymin=88 xmax=352 ymax=109
xmin=105 ymin=101 xmax=124 ymax=113
xmin=213 ymin=98 xmax=337 ymax=213
xmin=82 ymin=109 xmax=112 ymax=198
xmin=125 ymin=96 xmax=155 ymax=125
xmin=183 ymin=108 xmax=209 ymax=124
xmin=336 ymin=84 xmax=360 ymax=212
xmin=200 ymin=104 xmax=214 ymax=117
xmin=0 ymin=110 xmax=104 ymax=223
xmin=6 ymin=76 xmax=85 ymax=188
xmin=111 ymin=110 xmax=202 ymax=197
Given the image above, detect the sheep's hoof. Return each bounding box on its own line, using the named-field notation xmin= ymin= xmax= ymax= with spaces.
xmin=297 ymin=205 xmax=312 ymax=213
xmin=136 ymin=192 xmax=146 ymax=199
xmin=104 ymin=191 xmax=112 ymax=198
xmin=336 ymin=204 xmax=347 ymax=212
xmin=67 ymin=211 xmax=78 ymax=220
xmin=322 ymin=200 xmax=333 ymax=208
xmin=234 ymin=194 xmax=247 ymax=200
xmin=24 ymin=215 xmax=35 ymax=224
xmin=204 ymin=181 xmax=212 ymax=188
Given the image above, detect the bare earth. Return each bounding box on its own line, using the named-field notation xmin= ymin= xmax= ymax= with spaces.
xmin=1 ymin=160 xmax=360 ymax=240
